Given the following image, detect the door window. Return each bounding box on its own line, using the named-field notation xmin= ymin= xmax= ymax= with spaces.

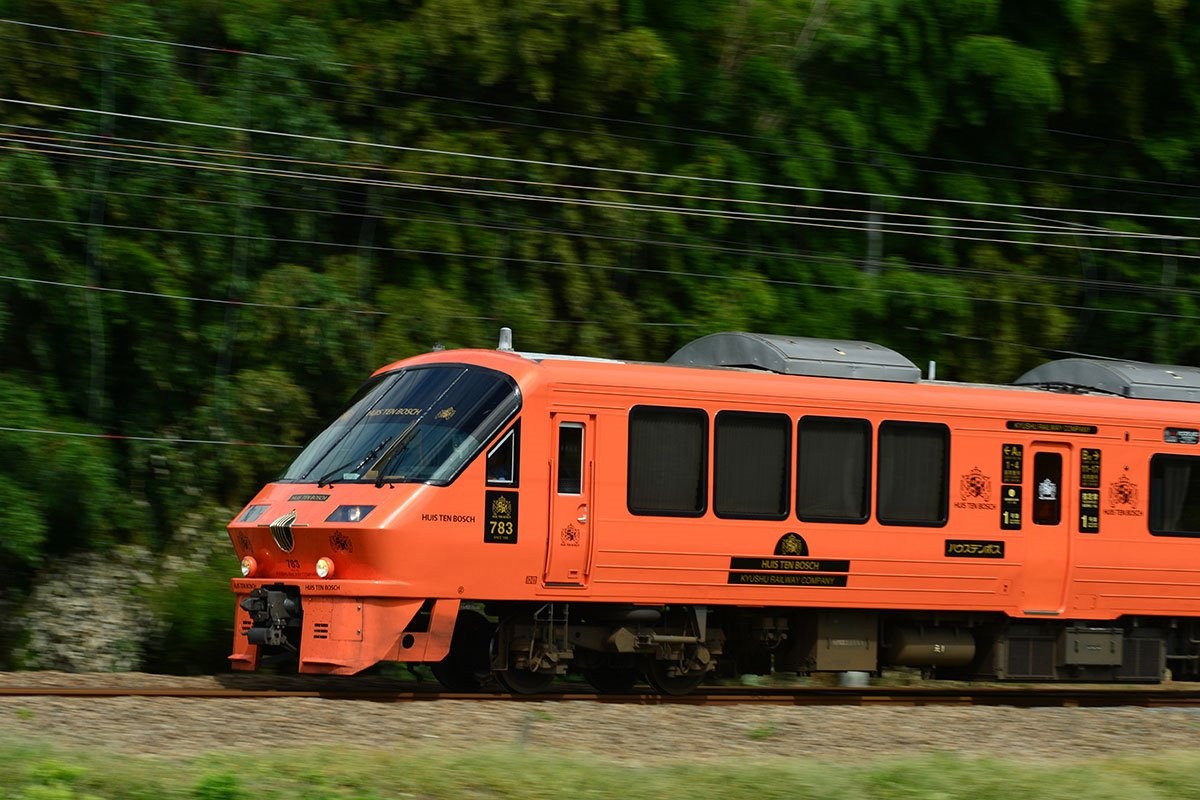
xmin=557 ymin=423 xmax=584 ymax=494
xmin=1032 ymin=452 xmax=1062 ymax=525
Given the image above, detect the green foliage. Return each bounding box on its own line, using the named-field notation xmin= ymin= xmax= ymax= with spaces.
xmin=0 ymin=482 xmax=49 ymax=567
xmin=0 ymin=376 xmax=140 ymax=566
xmin=12 ymin=759 xmax=100 ymax=800
xmin=191 ymin=773 xmax=246 ymax=800
xmin=951 ymin=35 xmax=1062 ymax=124
xmin=747 ymin=723 xmax=779 ymax=741
xmin=141 ymin=555 xmax=240 ymax=675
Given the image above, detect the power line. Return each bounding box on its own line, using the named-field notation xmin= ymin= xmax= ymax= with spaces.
xmin=6 ymin=97 xmax=1200 ymax=230
xmin=8 ymin=129 xmax=1187 ymax=243
xmin=0 ymin=47 xmax=1193 ymax=347
xmin=0 ymin=273 xmax=387 ymax=315
xmin=4 ymin=214 xmax=1199 ymax=321
xmin=0 ymin=122 xmax=1190 ymax=299
xmin=0 ymin=425 xmax=300 ymax=448
xmin=4 ymin=128 xmax=1196 ymax=324
xmin=6 ymin=133 xmax=1198 ymax=264
xmin=5 ymin=16 xmax=1198 ymax=206
xmin=5 ymin=157 xmax=1191 ymax=269
xmin=4 ymin=171 xmax=1183 ymax=298
xmin=0 ymin=256 xmax=699 ymax=328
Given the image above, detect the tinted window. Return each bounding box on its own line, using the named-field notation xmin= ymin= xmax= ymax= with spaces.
xmin=1032 ymin=452 xmax=1062 ymax=526
xmin=486 ymin=423 xmax=520 ymax=486
xmin=797 ymin=416 xmax=871 ymax=522
xmin=714 ymin=411 xmax=790 ymax=519
xmin=877 ymin=421 xmax=949 ymax=526
xmin=280 ymin=365 xmax=520 ymax=486
xmin=557 ymin=423 xmax=584 ymax=494
xmin=1150 ymin=454 xmax=1200 ymax=536
xmin=628 ymin=406 xmax=707 ymax=516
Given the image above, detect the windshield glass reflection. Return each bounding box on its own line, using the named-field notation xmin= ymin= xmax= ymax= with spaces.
xmin=279 ymin=365 xmax=519 ymax=485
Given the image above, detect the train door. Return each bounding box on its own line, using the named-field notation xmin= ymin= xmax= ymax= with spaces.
xmin=544 ymin=414 xmax=595 ymax=586
xmin=1022 ymin=442 xmax=1072 ymax=614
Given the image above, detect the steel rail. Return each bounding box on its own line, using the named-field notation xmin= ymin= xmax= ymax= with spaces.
xmin=3 ymin=684 xmax=1200 ymax=707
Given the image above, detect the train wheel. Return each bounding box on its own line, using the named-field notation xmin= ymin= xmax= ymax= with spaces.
xmin=491 ymin=613 xmax=559 ymax=694
xmin=582 ymin=668 xmax=639 ymax=694
xmin=430 ymin=609 xmax=494 ymax=691
xmin=643 ymin=658 xmax=706 ymax=696
xmin=494 ymin=667 xmax=555 ymax=694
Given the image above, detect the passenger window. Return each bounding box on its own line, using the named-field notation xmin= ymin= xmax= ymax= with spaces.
xmin=557 ymin=423 xmax=584 ymax=494
xmin=486 ymin=424 xmax=519 ymax=486
xmin=877 ymin=421 xmax=949 ymax=526
xmin=1150 ymin=454 xmax=1200 ymax=536
xmin=797 ymin=416 xmax=871 ymax=522
xmin=714 ymin=411 xmax=790 ymax=519
xmin=1032 ymin=452 xmax=1062 ymax=525
xmin=628 ymin=406 xmax=708 ymax=516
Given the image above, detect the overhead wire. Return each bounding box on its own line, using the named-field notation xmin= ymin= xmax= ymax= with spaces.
xmin=7 ymin=97 xmax=1200 ymax=233
xmin=0 ymin=273 xmax=387 ymax=315
xmin=5 ymin=16 xmax=1200 ymax=206
xmin=2 ymin=126 xmax=1190 ymax=242
xmin=0 ymin=425 xmax=300 ymax=448
xmin=2 ymin=113 xmax=1190 ymax=352
xmin=1 ymin=124 xmax=1196 ymax=316
xmin=3 ymin=130 xmax=1197 ymax=263
xmin=4 ymin=172 xmax=1188 ymax=300
xmin=4 ymin=213 xmax=1198 ymax=322
xmin=0 ymin=123 xmax=1190 ymax=304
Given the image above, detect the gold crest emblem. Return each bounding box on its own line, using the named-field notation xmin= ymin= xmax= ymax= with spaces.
xmin=492 ymin=495 xmax=513 ymax=518
xmin=436 ymin=407 xmax=457 ymax=421
xmin=778 ymin=532 xmax=807 ymax=556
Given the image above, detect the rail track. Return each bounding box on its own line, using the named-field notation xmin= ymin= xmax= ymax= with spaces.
xmin=4 ymin=679 xmax=1200 ymax=707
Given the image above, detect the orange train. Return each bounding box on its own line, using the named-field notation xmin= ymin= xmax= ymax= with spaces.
xmin=227 ymin=330 xmax=1200 ymax=692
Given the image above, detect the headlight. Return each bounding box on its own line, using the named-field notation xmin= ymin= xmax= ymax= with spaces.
xmin=326 ymin=505 xmax=375 ymax=523
xmin=239 ymin=504 xmax=270 ymax=523
xmin=315 ymin=557 xmax=335 ymax=579
xmin=240 ymin=556 xmax=257 ymax=577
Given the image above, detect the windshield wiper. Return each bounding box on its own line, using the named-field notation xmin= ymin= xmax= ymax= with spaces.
xmin=315 ymin=435 xmax=393 ymax=488
xmin=371 ymin=424 xmax=420 ymax=487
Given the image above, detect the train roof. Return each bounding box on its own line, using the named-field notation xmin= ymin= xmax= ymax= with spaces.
xmin=1012 ymin=358 xmax=1200 ymax=403
xmin=399 ymin=330 xmax=1200 ymax=410
xmin=666 ymin=331 xmax=921 ymax=383
xmin=661 ymin=333 xmax=1200 ymax=405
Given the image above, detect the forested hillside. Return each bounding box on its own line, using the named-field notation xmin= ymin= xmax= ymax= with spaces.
xmin=1 ymin=0 xmax=1198 ymax=669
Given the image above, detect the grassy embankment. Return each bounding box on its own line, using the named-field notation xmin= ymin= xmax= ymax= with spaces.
xmin=3 ymin=739 xmax=1200 ymax=800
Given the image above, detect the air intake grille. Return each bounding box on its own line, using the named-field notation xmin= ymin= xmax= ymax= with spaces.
xmin=269 ymin=509 xmax=297 ymax=552
xmin=1120 ymin=637 xmax=1165 ymax=682
xmin=1004 ymin=636 xmax=1056 ymax=680
xmin=313 ymin=622 xmax=330 ymax=640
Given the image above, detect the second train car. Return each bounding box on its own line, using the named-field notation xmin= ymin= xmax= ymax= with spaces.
xmin=228 ymin=330 xmax=1200 ymax=692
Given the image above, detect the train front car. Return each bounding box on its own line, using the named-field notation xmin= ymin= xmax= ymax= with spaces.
xmin=227 ymin=347 xmax=527 ymax=677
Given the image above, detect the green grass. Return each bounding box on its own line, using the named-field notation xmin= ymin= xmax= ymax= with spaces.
xmin=3 ymin=739 xmax=1200 ymax=800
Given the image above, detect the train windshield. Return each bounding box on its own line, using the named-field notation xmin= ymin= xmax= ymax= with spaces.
xmin=279 ymin=365 xmax=520 ymax=485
